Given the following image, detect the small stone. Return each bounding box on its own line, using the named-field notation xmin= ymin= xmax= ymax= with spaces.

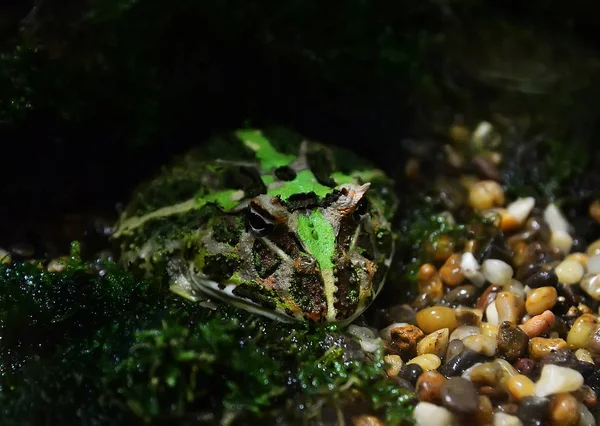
xmin=417 ymin=328 xmax=449 ymax=358
xmin=587 ymin=239 xmax=600 ymax=257
xmin=461 ymin=252 xmax=486 ymax=287
xmin=482 ymin=259 xmax=514 ymax=286
xmin=475 ymin=395 xmax=493 ymax=426
xmin=578 ymin=403 xmax=596 ymax=426
xmin=566 ymin=314 xmax=598 ymax=350
xmin=507 ymin=374 xmax=535 ymax=401
xmin=548 ymin=392 xmax=580 ymax=426
xmin=440 ymin=377 xmax=479 ymax=414
xmin=544 ymin=203 xmax=572 ymax=233
xmin=587 ymin=255 xmax=600 ymax=274
xmin=416 ymin=370 xmax=446 ymax=403
xmin=463 ymin=361 xmax=502 ymax=385
xmin=445 ymin=339 xmax=465 ymax=361
xmin=384 ymin=355 xmax=403 ymax=377
xmin=525 ymin=286 xmax=558 ymax=316
xmin=462 ymin=334 xmax=497 ymax=356
xmin=504 ymin=279 xmax=526 ymax=299
xmin=386 ymin=325 xmax=424 ymax=358
xmin=9 ymin=242 xmax=35 ymax=259
xmin=507 ymin=197 xmax=536 ymax=225
xmin=590 ymin=200 xmax=600 ymax=224
xmin=580 ymin=274 xmax=600 ymax=301
xmin=454 ymin=307 xmax=483 ymax=326
xmin=0 ymin=248 xmax=11 ymax=265
xmin=485 ymin=300 xmax=500 ymax=325
xmin=525 ymin=269 xmax=558 ymax=289
xmin=416 ymin=306 xmax=457 ymax=334
xmin=480 ymin=322 xmax=499 ymax=339
xmin=495 ymin=291 xmax=525 ymax=324
xmin=517 ymin=396 xmax=549 ymax=426
xmin=418 ymin=274 xmax=444 ymax=301
xmin=514 ymin=358 xmax=536 ymax=377
xmin=520 ymin=310 xmax=555 ymax=337
xmin=399 ymin=363 xmax=423 ymax=385
xmin=529 ymin=337 xmax=568 ymax=361
xmin=555 ymin=259 xmax=585 ymax=284
xmin=449 ymin=325 xmax=480 ymax=342
xmin=442 ymin=349 xmax=487 ymax=377
xmin=534 ymin=364 xmax=584 ymax=397
xmin=407 ymin=354 xmax=441 ymax=371
xmin=469 ymin=180 xmax=505 ymax=210
xmin=443 ymin=285 xmax=478 ymax=307
xmin=493 ymin=412 xmax=523 ymax=426
xmin=497 ymin=321 xmax=529 ymax=360
xmin=413 ymin=402 xmax=458 ymax=426
xmin=440 ymin=253 xmax=465 ymax=287
xmin=351 ymin=415 xmax=385 ymax=426
xmin=575 ymin=348 xmax=595 ymax=365
xmin=550 ymin=230 xmax=574 ymax=255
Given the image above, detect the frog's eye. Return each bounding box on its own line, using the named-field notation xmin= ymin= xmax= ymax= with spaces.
xmin=246 ymin=204 xmax=275 ymax=236
xmin=352 ymin=197 xmax=369 ymax=221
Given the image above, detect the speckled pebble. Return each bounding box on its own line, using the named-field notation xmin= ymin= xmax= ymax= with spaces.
xmin=497 ymin=321 xmax=529 ymax=361
xmin=529 ymin=337 xmax=568 ymax=361
xmin=534 ymin=364 xmax=584 ymax=397
xmin=417 ymin=328 xmax=449 ymax=358
xmin=440 ymin=377 xmax=479 ymax=414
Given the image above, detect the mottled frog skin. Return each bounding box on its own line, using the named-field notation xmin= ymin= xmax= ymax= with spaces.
xmin=112 ymin=127 xmax=397 ymax=324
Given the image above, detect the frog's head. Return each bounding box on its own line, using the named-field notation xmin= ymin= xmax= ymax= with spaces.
xmin=191 ymin=180 xmax=394 ymax=324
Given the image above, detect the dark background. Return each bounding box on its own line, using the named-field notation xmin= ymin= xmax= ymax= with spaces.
xmin=1 ymin=0 xmax=599 ymax=257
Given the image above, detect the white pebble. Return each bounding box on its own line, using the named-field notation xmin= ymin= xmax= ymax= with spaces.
xmin=449 ymin=325 xmax=480 ymax=342
xmin=506 ymin=197 xmax=535 ymax=224
xmin=550 ymin=229 xmax=574 ymax=255
xmin=579 ymin=403 xmax=597 ymax=426
xmin=556 ymin=259 xmax=585 ymax=284
xmin=347 ymin=325 xmax=383 ymax=353
xmin=413 ymin=402 xmax=458 ymax=426
xmin=485 ymin=301 xmax=499 ymax=325
xmin=534 ymin=364 xmax=584 ymax=397
xmin=378 ymin=322 xmax=408 ymax=341
xmin=544 ymin=203 xmax=573 ymax=233
xmin=580 ymin=274 xmax=600 ymax=301
xmin=494 ymin=412 xmax=523 ymax=426
xmin=482 ymin=259 xmax=514 ymax=286
xmin=462 ymin=334 xmax=497 ymax=356
xmin=461 ymin=252 xmax=486 ymax=287
xmin=505 ymin=279 xmax=526 ymax=298
xmin=472 ymin=121 xmax=493 ymax=147
xmin=588 ymin=255 xmax=600 ymax=274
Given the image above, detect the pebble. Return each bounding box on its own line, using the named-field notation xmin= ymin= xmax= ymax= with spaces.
xmin=418 ymin=274 xmax=444 ymax=301
xmin=9 ymin=242 xmax=35 ymax=259
xmin=550 ymin=230 xmax=574 ymax=255
xmin=507 ymin=374 xmax=535 ymax=401
xmin=407 ymin=354 xmax=441 ymax=371
xmin=482 ymin=259 xmax=514 ymax=286
xmin=548 ymin=392 xmax=580 ymax=426
xmin=497 ymin=321 xmax=529 ymax=360
xmin=449 ymin=325 xmax=479 ymax=342
xmin=47 ymin=258 xmax=68 ymax=273
xmin=529 ymin=337 xmax=568 ymax=361
xmin=477 ymin=285 xmax=501 ymax=311
xmin=566 ymin=314 xmax=597 ymax=350
xmin=399 ymin=363 xmax=423 ymax=385
xmin=442 ymin=349 xmax=486 ymax=377
xmin=514 ymin=358 xmax=536 ymax=377
xmin=455 ymin=307 xmax=483 ymax=326
xmin=384 ymin=354 xmax=403 ymax=377
xmin=445 ymin=339 xmax=465 ymax=361
xmin=443 ymin=285 xmax=478 ymax=307
xmin=525 ymin=286 xmax=558 ymax=316
xmin=493 ymin=412 xmax=523 ymax=426
xmin=486 ymin=300 xmax=500 ymax=325
xmin=475 ymin=395 xmax=494 ymax=426
xmin=461 ymin=252 xmax=486 ymax=287
xmin=495 ymin=291 xmax=525 ymax=323
xmin=416 ymin=306 xmax=458 ymax=334
xmin=587 ymin=239 xmax=600 ymax=257
xmin=555 ymin=259 xmax=585 ymax=284
xmin=544 ymin=203 xmax=572 ymax=234
xmin=588 ymin=255 xmax=600 ymax=274
xmin=440 ymin=377 xmax=479 ymax=414
xmin=0 ymin=248 xmax=11 ymax=265
xmin=469 ymin=180 xmax=505 ymax=210
xmin=524 ymin=269 xmax=558 ymax=289
xmin=416 ymin=328 xmax=449 ymax=358
xmin=416 ymin=370 xmax=446 ymax=403
xmin=387 ymin=325 xmax=424 ymax=358
xmin=463 ymin=361 xmax=501 ymax=385
xmin=462 ymin=334 xmax=497 ymax=356
xmin=507 ymin=197 xmax=536 ymax=225
xmin=534 ymin=364 xmax=584 ymax=397
xmin=520 ymin=310 xmax=555 ymax=337
xmin=413 ymin=402 xmax=458 ymax=426
xmin=351 ymin=415 xmax=385 ymax=426
xmin=504 ymin=279 xmax=526 ymax=299
xmin=578 ymin=403 xmax=597 ymax=426
xmin=580 ymin=273 xmax=600 ymax=300
xmin=517 ymin=396 xmax=549 ymax=426
xmin=480 ymin=322 xmax=499 ymax=339
xmin=574 ymin=348 xmax=595 ymax=364
xmin=439 ymin=253 xmax=464 ymax=287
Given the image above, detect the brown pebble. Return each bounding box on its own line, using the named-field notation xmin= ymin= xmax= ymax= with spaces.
xmin=549 ymin=393 xmax=581 ymax=426
xmin=416 ymin=370 xmax=446 ymax=403
xmin=474 ymin=395 xmax=493 ymax=426
xmin=418 ymin=275 xmax=444 ymax=301
xmin=573 ymin=385 xmax=597 ymax=408
xmin=476 ymin=285 xmax=501 ymax=311
xmin=495 ymin=291 xmax=526 ymax=324
xmin=520 ymin=310 xmax=555 ymax=337
xmin=525 ymin=286 xmax=558 ymax=316
xmin=454 ymin=307 xmax=483 ymax=326
xmin=386 ymin=325 xmax=425 ymax=359
xmin=497 ymin=321 xmax=529 ymax=361
xmin=529 ymin=337 xmax=568 ymax=361
xmin=416 ymin=306 xmax=458 ymax=334
xmin=590 ymin=200 xmax=600 ymax=225
xmin=351 ymin=415 xmax=385 ymax=426
xmin=513 ymin=358 xmax=536 ymax=377
xmin=440 ymin=253 xmax=465 ymax=287
xmin=417 ymin=264 xmax=437 ymax=281
xmin=425 ymin=234 xmax=456 ymax=263
xmin=497 ymin=403 xmax=519 ymax=415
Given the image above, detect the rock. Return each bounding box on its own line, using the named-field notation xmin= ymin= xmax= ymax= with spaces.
xmin=399 ymin=363 xmax=423 ymax=386
xmin=482 ymin=259 xmax=514 ymax=286
xmin=497 ymin=321 xmax=529 ymax=360
xmin=413 ymin=402 xmax=458 ymax=426
xmin=548 ymin=392 xmax=580 ymax=426
xmin=516 ymin=396 xmax=549 ymax=426
xmin=442 ymin=349 xmax=488 ymax=377
xmin=440 ymin=377 xmax=479 ymax=414
xmin=416 ymin=371 xmax=446 ymax=403
xmin=534 ymin=364 xmax=584 ymax=397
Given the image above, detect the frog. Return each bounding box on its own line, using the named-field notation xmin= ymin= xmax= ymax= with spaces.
xmin=112 ymin=127 xmax=398 ymax=324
